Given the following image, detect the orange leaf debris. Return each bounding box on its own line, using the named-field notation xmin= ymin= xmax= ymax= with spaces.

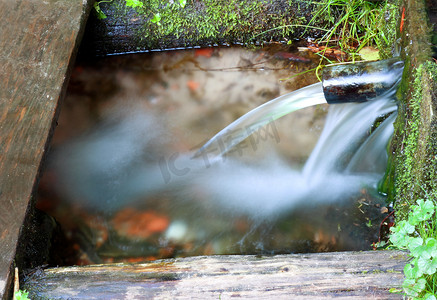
xmin=187 ymin=80 xmax=200 ymax=92
xmin=195 ymin=48 xmax=214 ymax=57
xmin=400 ymin=7 xmax=406 ymax=33
xmin=112 ymin=208 xmax=170 ymax=239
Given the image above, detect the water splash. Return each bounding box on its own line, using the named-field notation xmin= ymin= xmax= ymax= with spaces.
xmin=192 ymin=97 xmax=397 ymax=218
xmin=302 ymin=99 xmax=397 ymax=183
xmin=346 ymin=112 xmax=396 ymax=174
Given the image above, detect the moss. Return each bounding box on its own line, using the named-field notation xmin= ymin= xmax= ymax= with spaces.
xmin=385 ymin=61 xmax=437 ymax=219
xmin=94 ymin=0 xmax=321 ymax=52
xmin=104 ymin=0 xmax=307 ymax=46
xmin=378 ymin=0 xmax=436 ymax=220
xmin=377 ymin=1 xmax=400 ymax=59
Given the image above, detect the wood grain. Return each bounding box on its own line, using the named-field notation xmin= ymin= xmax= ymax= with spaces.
xmin=0 ymin=0 xmax=92 ymax=298
xmin=24 ymin=251 xmax=407 ymax=299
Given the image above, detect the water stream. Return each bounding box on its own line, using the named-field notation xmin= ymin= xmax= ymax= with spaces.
xmin=195 ymin=82 xmax=326 ymax=158
xmin=192 ymin=96 xmax=397 ymax=218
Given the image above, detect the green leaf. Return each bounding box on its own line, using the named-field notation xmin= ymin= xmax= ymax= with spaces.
xmin=93 ymin=2 xmax=107 ymax=20
xmin=417 ymin=256 xmax=437 ymax=275
xmin=424 ymin=293 xmax=437 ymax=300
xmin=404 ymin=263 xmax=418 ymax=279
xmin=392 ymin=220 xmax=415 ymax=236
xmin=390 ymin=221 xmax=416 ymax=248
xmin=412 ymin=238 xmax=437 ymax=263
xmin=425 ymin=238 xmax=437 ymax=257
xmin=409 ymin=199 xmax=435 ymax=225
xmin=178 ymin=0 xmax=187 ymax=8
xmin=125 ymin=0 xmax=143 ymax=8
xmin=403 ymin=278 xmax=427 ymax=297
xmin=14 ymin=290 xmax=30 ymax=300
xmin=408 ymin=237 xmax=425 ymax=256
xmin=389 ymin=287 xmax=403 ymax=293
xmin=389 ymin=233 xmax=408 ymax=248
xmin=151 ymin=13 xmax=161 ymax=25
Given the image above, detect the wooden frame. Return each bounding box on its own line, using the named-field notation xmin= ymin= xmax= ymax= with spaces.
xmin=0 ymin=0 xmax=92 ymax=298
xmin=5 ymin=0 xmax=435 ymax=298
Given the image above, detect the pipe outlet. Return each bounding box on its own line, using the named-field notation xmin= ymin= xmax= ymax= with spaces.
xmin=322 ymin=58 xmax=404 ymax=104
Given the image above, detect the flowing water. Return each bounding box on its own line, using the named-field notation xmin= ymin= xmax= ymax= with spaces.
xmin=37 ymin=46 xmax=398 ymax=264
xmin=191 ymin=96 xmax=397 ymax=218
xmin=196 ymin=82 xmax=326 ymax=158
xmin=52 ymin=89 xmax=396 ymax=218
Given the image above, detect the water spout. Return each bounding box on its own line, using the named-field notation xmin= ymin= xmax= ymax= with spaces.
xmin=196 ymin=58 xmax=404 ymax=158
xmin=322 ymin=58 xmax=404 ymax=104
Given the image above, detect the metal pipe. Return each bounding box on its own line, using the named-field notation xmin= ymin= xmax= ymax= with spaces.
xmin=322 ymin=58 xmax=404 ymax=104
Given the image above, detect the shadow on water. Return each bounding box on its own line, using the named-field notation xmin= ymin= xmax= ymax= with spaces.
xmin=37 ymin=45 xmax=398 ymax=265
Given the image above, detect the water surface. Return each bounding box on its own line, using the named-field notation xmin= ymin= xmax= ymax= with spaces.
xmin=37 ymin=46 xmax=393 ymax=265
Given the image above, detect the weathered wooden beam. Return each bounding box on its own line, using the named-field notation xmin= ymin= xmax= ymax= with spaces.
xmin=23 ymin=251 xmax=407 ymax=299
xmin=0 ymin=0 xmax=93 ymax=298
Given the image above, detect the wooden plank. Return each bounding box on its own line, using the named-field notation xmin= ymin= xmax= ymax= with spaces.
xmin=23 ymin=251 xmax=407 ymax=299
xmin=0 ymin=0 xmax=92 ymax=298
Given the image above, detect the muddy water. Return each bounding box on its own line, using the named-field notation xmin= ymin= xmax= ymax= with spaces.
xmin=37 ymin=45 xmax=390 ymax=265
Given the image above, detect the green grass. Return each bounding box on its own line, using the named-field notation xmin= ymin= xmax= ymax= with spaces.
xmin=305 ymin=0 xmax=399 ymax=59
xmin=261 ymin=0 xmax=400 ymax=80
xmin=14 ymin=289 xmax=30 ymax=300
